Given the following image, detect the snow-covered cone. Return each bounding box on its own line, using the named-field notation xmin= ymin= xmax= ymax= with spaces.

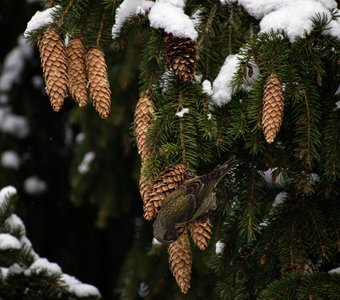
xmin=188 ymin=217 xmax=212 ymax=250
xmin=86 ymin=47 xmax=111 ymax=118
xmin=261 ymin=74 xmax=284 ymax=143
xmin=144 ymin=163 xmax=188 ymax=220
xmin=164 ymin=34 xmax=198 ymax=83
xmin=168 ymin=230 xmax=192 ymax=294
xmin=38 ymin=27 xmax=68 ymax=112
xmin=134 ymin=93 xmax=155 ymax=163
xmin=66 ymin=38 xmax=88 ymax=107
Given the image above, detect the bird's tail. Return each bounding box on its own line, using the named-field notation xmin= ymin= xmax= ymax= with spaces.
xmin=209 ymin=155 xmax=239 ymax=185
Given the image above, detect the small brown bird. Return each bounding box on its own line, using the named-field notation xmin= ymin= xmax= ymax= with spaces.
xmin=153 ymin=156 xmax=238 ymax=244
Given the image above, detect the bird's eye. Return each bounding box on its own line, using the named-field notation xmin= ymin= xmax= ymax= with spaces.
xmin=176 ymin=226 xmax=185 ymax=236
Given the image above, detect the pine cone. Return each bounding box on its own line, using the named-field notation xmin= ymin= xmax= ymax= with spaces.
xmin=188 ymin=217 xmax=212 ymax=250
xmin=143 ymin=163 xmax=188 ymax=220
xmin=261 ymin=74 xmax=284 ymax=144
xmin=164 ymin=34 xmax=198 ymax=83
xmin=66 ymin=38 xmax=88 ymax=107
xmin=134 ymin=94 xmax=155 ymax=163
xmin=38 ymin=27 xmax=68 ymax=112
xmin=168 ymin=230 xmax=192 ymax=294
xmin=139 ymin=172 xmax=152 ymax=205
xmin=86 ymin=47 xmax=111 ymax=118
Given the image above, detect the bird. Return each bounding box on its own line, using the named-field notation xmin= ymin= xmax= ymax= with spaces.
xmin=153 ymin=156 xmax=239 ymax=244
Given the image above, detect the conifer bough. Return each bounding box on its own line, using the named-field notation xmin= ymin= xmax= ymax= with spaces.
xmin=261 ymin=73 xmax=285 ymax=144
xmin=38 ymin=27 xmax=68 ymax=112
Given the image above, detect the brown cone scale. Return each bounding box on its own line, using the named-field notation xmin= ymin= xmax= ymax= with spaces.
xmin=261 ymin=74 xmax=284 ymax=144
xmin=168 ymin=230 xmax=192 ymax=294
xmin=134 ymin=94 xmax=155 ymax=163
xmin=86 ymin=47 xmax=111 ymax=118
xmin=188 ymin=218 xmax=212 ymax=250
xmin=143 ymin=163 xmax=188 ymax=220
xmin=66 ymin=38 xmax=88 ymax=107
xmin=38 ymin=28 xmax=68 ymax=112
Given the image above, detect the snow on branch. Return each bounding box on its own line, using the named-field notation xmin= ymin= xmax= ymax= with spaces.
xmin=112 ymin=0 xmax=154 ymax=39
xmin=224 ymin=0 xmax=340 ymax=42
xmin=24 ymin=6 xmax=61 ymax=38
xmin=149 ymin=0 xmax=198 ymax=40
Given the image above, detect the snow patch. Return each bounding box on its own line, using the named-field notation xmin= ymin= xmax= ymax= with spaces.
xmin=24 ymin=6 xmax=61 ymax=38
xmin=176 ymin=108 xmax=189 ymax=118
xmin=24 ymin=176 xmax=47 ymax=195
xmin=28 ymin=258 xmax=62 ymax=275
xmin=215 ymin=240 xmax=225 ymax=255
xmin=149 ymin=0 xmax=198 ymax=40
xmin=0 ymin=233 xmax=21 ymax=250
xmin=0 ymin=36 xmax=33 ymax=93
xmin=272 ymin=192 xmax=288 ymax=208
xmin=0 ymin=186 xmax=17 ymax=207
xmin=78 ymin=152 xmax=96 ymax=174
xmin=61 ymin=274 xmax=101 ymax=298
xmin=212 ymin=55 xmax=240 ymax=106
xmin=329 ymin=266 xmax=340 ymax=274
xmin=202 ymin=80 xmax=213 ymax=96
xmin=1 ymin=151 xmax=20 ymax=170
xmin=0 ymin=108 xmax=30 ymax=139
xmin=112 ymin=0 xmax=154 ymax=39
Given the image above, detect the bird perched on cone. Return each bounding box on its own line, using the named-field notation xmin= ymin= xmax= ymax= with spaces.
xmin=153 ymin=156 xmax=239 ymax=244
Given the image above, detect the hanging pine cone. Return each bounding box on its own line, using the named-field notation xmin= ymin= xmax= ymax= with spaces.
xmin=139 ymin=171 xmax=152 ymax=205
xmin=38 ymin=27 xmax=68 ymax=112
xmin=164 ymin=34 xmax=198 ymax=83
xmin=143 ymin=163 xmax=188 ymax=221
xmin=134 ymin=94 xmax=155 ymax=163
xmin=168 ymin=229 xmax=192 ymax=294
xmin=261 ymin=74 xmax=284 ymax=144
xmin=86 ymin=47 xmax=111 ymax=118
xmin=66 ymin=38 xmax=88 ymax=107
xmin=188 ymin=217 xmax=212 ymax=250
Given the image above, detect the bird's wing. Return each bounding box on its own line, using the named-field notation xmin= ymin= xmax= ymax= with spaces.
xmin=175 ymin=191 xmax=197 ymax=224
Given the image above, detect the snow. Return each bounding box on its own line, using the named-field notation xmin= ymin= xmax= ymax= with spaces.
xmin=24 ymin=176 xmax=47 ymax=195
xmin=78 ymin=151 xmax=96 ymax=174
xmin=138 ymin=282 xmax=149 ymax=297
xmin=24 ymin=6 xmax=61 ymax=38
xmin=1 ymin=151 xmax=20 ymax=170
xmin=149 ymin=0 xmax=198 ymax=40
xmin=212 ymin=55 xmax=240 ymax=106
xmin=260 ymin=168 xmax=285 ymax=186
xmin=28 ymin=258 xmax=62 ymax=275
xmin=0 ymin=267 xmax=9 ymax=279
xmin=0 ymin=186 xmax=17 ymax=207
xmin=152 ymin=237 xmax=162 ymax=246
xmin=112 ymin=0 xmax=154 ymax=39
xmin=228 ymin=0 xmax=339 ymax=42
xmin=215 ymin=240 xmax=225 ymax=255
xmin=220 ymin=0 xmax=238 ymax=4
xmin=5 ymin=214 xmax=26 ymax=234
xmin=0 ymin=36 xmax=33 ymax=94
xmin=329 ymin=266 xmax=340 ymax=274
xmin=272 ymin=192 xmax=288 ymax=208
xmin=61 ymin=274 xmax=101 ymax=297
xmin=75 ymin=132 xmax=86 ymax=144
xmin=0 ymin=233 xmax=21 ymax=250
xmin=202 ymin=80 xmax=213 ymax=96
xmin=176 ymin=108 xmax=189 ymax=117
xmin=0 ymin=108 xmax=30 ymax=139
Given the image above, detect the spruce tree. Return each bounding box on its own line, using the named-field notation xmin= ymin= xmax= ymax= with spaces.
xmin=6 ymin=0 xmax=340 ymax=299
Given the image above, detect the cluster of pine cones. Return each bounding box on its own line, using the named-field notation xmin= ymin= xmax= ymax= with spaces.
xmin=38 ymin=27 xmax=111 ymax=118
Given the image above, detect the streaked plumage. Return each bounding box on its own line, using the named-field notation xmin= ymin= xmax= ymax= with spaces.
xmin=153 ymin=156 xmax=238 ymax=244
